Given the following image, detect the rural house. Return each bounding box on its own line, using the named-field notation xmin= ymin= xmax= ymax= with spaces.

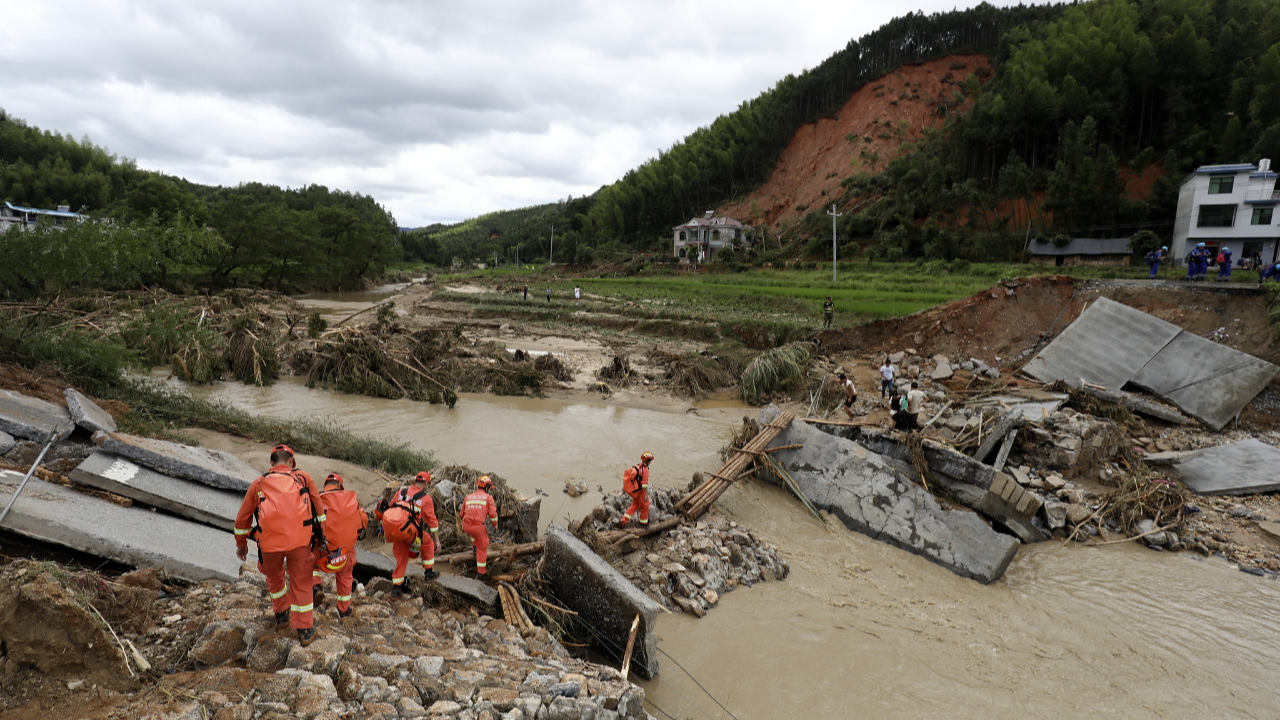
xmin=0 ymin=202 xmax=83 ymax=233
xmin=1171 ymin=159 xmax=1280 ymax=265
xmin=1029 ymin=237 xmax=1131 ymax=266
xmin=672 ymin=211 xmax=747 ymax=263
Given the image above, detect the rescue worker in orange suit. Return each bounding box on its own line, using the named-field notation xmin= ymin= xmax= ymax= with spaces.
xmin=235 ymin=444 xmax=327 ymax=646
xmin=619 ymin=452 xmax=654 ymax=528
xmin=374 ymin=471 xmax=440 ymax=597
xmin=461 ymin=475 xmax=499 ymax=578
xmin=312 ymin=473 xmax=368 ymax=618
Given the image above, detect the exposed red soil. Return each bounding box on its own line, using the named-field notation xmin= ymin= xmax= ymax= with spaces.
xmin=718 ymin=55 xmax=993 ymax=230
xmin=819 ymin=276 xmax=1277 ymax=369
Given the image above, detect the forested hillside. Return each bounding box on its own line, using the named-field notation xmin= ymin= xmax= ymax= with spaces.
xmin=419 ymin=0 xmax=1280 ymax=264
xmin=0 ymin=110 xmax=398 ymax=295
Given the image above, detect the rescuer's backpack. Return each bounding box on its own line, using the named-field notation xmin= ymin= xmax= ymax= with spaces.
xmin=251 ymin=469 xmax=317 ymax=553
xmin=623 ymin=464 xmax=645 ymax=494
xmin=380 ymin=488 xmax=426 ymax=544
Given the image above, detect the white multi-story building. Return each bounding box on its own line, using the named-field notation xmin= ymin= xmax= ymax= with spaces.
xmin=1171 ymin=159 xmax=1280 ymax=266
xmin=0 ymin=202 xmax=82 ymax=233
xmin=672 ymin=211 xmax=747 ymax=263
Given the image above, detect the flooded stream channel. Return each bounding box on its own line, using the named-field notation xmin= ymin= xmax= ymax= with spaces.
xmin=182 ymin=378 xmax=1280 ymax=719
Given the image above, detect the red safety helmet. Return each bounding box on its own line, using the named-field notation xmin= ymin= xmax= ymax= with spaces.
xmin=323 ymin=473 xmax=344 ymax=489
xmin=315 ymin=545 xmax=348 ymax=574
xmin=476 ymin=475 xmax=493 ymax=490
xmin=272 ymin=444 xmax=295 ymax=456
xmin=640 ymin=451 xmax=654 ymax=463
xmin=414 ymin=471 xmax=433 ymax=485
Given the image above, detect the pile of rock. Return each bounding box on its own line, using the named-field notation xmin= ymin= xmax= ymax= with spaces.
xmin=1013 ymin=408 xmax=1122 ymax=470
xmin=0 ymin=558 xmax=653 ymax=720
xmin=588 ymin=490 xmax=789 ymax=617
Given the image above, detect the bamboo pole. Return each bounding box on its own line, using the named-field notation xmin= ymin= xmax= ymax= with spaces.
xmin=675 ymin=412 xmax=794 ymax=519
xmin=620 ymin=614 xmax=641 ymax=678
xmin=437 ymin=541 xmax=545 ymax=565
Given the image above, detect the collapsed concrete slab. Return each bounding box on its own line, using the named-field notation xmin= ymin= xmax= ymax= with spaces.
xmin=0 ymin=469 xmax=241 ymax=581
xmin=761 ymin=409 xmax=1021 ymax=583
xmin=543 ymin=525 xmax=662 ymax=679
xmin=69 ymin=450 xmax=242 ymax=531
xmin=94 ymin=431 xmax=259 ymax=492
xmin=64 ymin=388 xmax=117 ymax=434
xmin=436 ymin=573 xmax=498 ymax=607
xmin=1024 ymin=298 xmax=1182 ymax=390
xmin=0 ymin=389 xmax=74 ymax=442
xmin=1130 ymin=332 xmax=1279 ymax=430
xmin=1175 ymin=439 xmax=1280 ymax=495
xmin=1023 ymin=297 xmax=1277 ymax=429
xmin=0 ymin=431 xmax=14 ymax=455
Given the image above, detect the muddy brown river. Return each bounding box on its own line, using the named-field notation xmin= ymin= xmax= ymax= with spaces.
xmin=182 ymin=377 xmax=1280 ymax=720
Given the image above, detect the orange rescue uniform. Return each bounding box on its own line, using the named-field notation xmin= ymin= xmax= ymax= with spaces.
xmin=460 ymin=489 xmax=498 ymax=575
xmin=375 ymin=487 xmax=439 ymax=586
xmin=314 ymin=487 xmax=368 ymax=614
xmin=234 ymin=465 xmax=325 ymax=630
xmin=622 ymin=462 xmax=650 ymax=526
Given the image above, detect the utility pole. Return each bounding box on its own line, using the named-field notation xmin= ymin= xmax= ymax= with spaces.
xmin=515 ymin=243 xmax=520 ymax=270
xmin=827 ymin=204 xmax=842 ymax=283
xmin=549 ymin=225 xmax=555 ymax=266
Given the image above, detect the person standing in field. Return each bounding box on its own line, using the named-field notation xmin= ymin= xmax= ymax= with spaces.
xmin=823 ymin=296 xmax=834 ymax=329
xmin=523 ymin=285 xmax=528 ymax=301
xmin=574 ymin=286 xmax=581 ymax=305
xmin=879 ymin=358 xmax=895 ymax=398
xmin=839 ymin=372 xmax=857 ymax=418
xmin=546 ymin=287 xmax=551 ymax=303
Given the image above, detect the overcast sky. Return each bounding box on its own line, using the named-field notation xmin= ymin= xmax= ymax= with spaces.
xmin=1 ymin=1 xmax=1026 ymax=227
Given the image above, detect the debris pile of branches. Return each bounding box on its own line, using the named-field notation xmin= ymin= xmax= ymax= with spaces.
xmin=740 ymin=342 xmax=812 ymax=404
xmin=1100 ymin=473 xmax=1189 ymax=536
xmin=533 ymin=353 xmax=574 ymax=382
xmin=648 ymin=348 xmax=737 ymax=398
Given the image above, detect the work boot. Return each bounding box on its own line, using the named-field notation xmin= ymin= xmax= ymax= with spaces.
xmin=337 ymin=607 xmax=352 ymax=619
xmin=617 ymin=517 xmax=629 ymax=529
xmin=390 ymin=586 xmax=404 ymax=599
xmin=274 ymin=611 xmax=289 ymax=630
xmin=424 ymin=569 xmax=439 ymax=581
xmin=312 ymin=585 xmax=325 ymax=605
xmin=297 ymin=627 xmax=316 ymax=647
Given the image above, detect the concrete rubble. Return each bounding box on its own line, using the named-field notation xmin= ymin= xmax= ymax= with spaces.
xmin=69 ymin=449 xmax=242 ymax=531
xmin=1024 ymin=297 xmax=1278 ymax=429
xmin=759 ymin=407 xmax=1021 ymax=583
xmin=94 ymin=430 xmax=260 ymax=492
xmin=0 ymin=469 xmax=241 ymax=581
xmin=543 ymin=526 xmax=663 ymax=679
xmin=0 ymin=389 xmax=74 ymax=442
xmin=1174 ymin=439 xmax=1280 ymax=495
xmin=63 ymin=388 xmax=117 ymax=434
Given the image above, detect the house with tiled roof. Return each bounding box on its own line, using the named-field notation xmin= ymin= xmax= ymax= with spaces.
xmin=672 ymin=212 xmax=747 ymax=263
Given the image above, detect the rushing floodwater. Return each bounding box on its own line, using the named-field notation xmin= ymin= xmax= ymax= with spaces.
xmin=182 ymin=376 xmax=1280 ymax=720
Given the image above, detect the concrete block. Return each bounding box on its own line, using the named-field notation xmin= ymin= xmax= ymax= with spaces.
xmin=1176 ymin=439 xmax=1280 ymax=495
xmin=64 ymin=388 xmax=117 ymax=434
xmin=0 ymin=389 xmax=73 ymax=442
xmin=543 ymin=525 xmax=662 ymax=678
xmin=69 ymin=450 xmax=242 ymax=531
xmin=94 ymin=431 xmax=258 ymax=492
xmin=0 ymin=469 xmax=241 ymax=581
xmin=761 ymin=408 xmax=1021 ymax=583
xmin=435 ymin=573 xmax=498 ymax=607
xmin=0 ymin=431 xmax=14 ymax=455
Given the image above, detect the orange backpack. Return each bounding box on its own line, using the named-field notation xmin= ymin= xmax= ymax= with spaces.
xmin=320 ymin=489 xmax=367 ymax=551
xmin=623 ymin=464 xmax=644 ymax=494
xmin=251 ymin=470 xmax=318 ymax=553
xmin=380 ymin=488 xmax=425 ymax=544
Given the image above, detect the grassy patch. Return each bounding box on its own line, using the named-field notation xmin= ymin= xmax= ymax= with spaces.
xmin=105 ymin=379 xmax=436 ymax=473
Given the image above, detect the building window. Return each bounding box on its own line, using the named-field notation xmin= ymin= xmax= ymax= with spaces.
xmin=1208 ymin=175 xmax=1235 ymax=194
xmin=1197 ymin=204 xmax=1237 ymax=228
xmin=678 ymin=231 xmax=686 ymax=241
xmin=1252 ymin=207 xmax=1275 ymax=225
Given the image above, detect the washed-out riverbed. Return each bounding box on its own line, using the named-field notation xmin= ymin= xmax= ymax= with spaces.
xmin=176 ymin=376 xmax=1280 ymax=720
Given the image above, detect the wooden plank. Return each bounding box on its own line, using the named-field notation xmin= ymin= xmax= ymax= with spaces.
xmin=619 ymin=614 xmax=641 ymax=678
xmin=973 ymin=410 xmax=1021 ymax=463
